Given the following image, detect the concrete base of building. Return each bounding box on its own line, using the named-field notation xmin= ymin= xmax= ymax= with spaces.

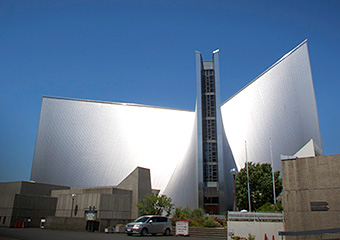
xmin=45 ymin=217 xmax=87 ymax=231
xmin=45 ymin=217 xmax=132 ymax=232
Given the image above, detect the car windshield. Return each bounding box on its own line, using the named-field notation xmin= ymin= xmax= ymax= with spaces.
xmin=134 ymin=216 xmax=150 ymax=223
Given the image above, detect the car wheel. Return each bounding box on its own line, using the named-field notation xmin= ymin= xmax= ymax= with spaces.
xmin=164 ymin=228 xmax=171 ymax=236
xmin=141 ymin=228 xmax=148 ymax=236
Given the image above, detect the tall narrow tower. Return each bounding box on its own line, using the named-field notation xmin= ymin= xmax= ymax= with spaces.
xmin=196 ymin=50 xmax=228 ymax=214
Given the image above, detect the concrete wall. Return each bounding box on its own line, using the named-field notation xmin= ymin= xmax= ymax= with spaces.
xmin=227 ymin=221 xmax=284 ymax=240
xmin=45 ymin=216 xmax=87 ymax=231
xmin=54 ymin=193 xmax=101 ymax=218
xmin=0 ymin=182 xmax=22 ymax=196
xmin=20 ymin=182 xmax=69 ymax=196
xmin=11 ymin=194 xmax=58 ymax=227
xmin=0 ymin=181 xmax=69 ymax=197
xmin=52 ymin=187 xmax=132 ymax=219
xmin=45 ymin=216 xmax=132 ymax=232
xmin=282 ymin=154 xmax=340 ymax=240
xmin=0 ymin=181 xmax=69 ymax=228
xmin=0 ymin=167 xmax=152 ymax=230
xmin=117 ymin=167 xmax=152 ymax=219
xmin=99 ymin=193 xmax=131 ymax=219
xmin=46 ymin=167 xmax=152 ymax=231
xmin=0 ymin=194 xmax=15 ymax=227
xmin=51 ymin=186 xmax=114 ymax=197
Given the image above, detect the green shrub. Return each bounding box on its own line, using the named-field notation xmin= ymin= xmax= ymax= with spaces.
xmin=213 ymin=217 xmax=226 ymax=226
xmin=173 ymin=207 xmax=205 ymax=219
xmin=170 ymin=217 xmax=180 ymax=226
xmin=248 ymin=233 xmax=255 ymax=240
xmin=172 ymin=208 xmax=226 ymax=228
xmin=203 ymin=217 xmax=221 ymax=228
xmin=173 ymin=207 xmax=191 ymax=219
xmin=173 ymin=207 xmax=183 ymax=219
xmin=189 ymin=218 xmax=205 ymax=227
xmin=191 ymin=208 xmax=205 ymax=219
xmin=232 ymin=237 xmax=247 ymax=240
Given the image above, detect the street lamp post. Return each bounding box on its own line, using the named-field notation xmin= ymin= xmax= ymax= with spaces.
xmin=230 ymin=168 xmax=238 ymax=211
xmin=270 ymin=138 xmax=277 ymax=205
xmin=71 ymin=194 xmax=76 ymax=217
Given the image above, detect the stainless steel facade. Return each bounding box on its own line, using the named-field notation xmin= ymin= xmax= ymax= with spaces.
xmin=31 ymin=40 xmax=323 ymax=213
xmin=221 ymin=40 xmax=323 ymax=173
xmin=31 ymin=97 xmax=195 ymax=190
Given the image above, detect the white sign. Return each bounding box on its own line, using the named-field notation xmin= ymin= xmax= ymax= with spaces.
xmin=86 ymin=211 xmax=96 ymax=221
xmin=176 ymin=221 xmax=189 ymax=236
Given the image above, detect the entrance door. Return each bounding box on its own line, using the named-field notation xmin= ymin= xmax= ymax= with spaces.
xmin=205 ymin=204 xmax=219 ymax=214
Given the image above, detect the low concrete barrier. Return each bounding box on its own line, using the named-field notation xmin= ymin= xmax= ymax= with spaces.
xmin=173 ymin=226 xmax=227 ymax=239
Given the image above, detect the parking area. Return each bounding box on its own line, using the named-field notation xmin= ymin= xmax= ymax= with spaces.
xmin=0 ymin=228 xmax=212 ymax=240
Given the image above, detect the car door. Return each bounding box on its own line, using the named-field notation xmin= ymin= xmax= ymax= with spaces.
xmin=147 ymin=217 xmax=158 ymax=234
xmin=154 ymin=217 xmax=163 ymax=233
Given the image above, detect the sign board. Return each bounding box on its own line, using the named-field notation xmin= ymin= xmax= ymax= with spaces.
xmin=310 ymin=201 xmax=329 ymax=211
xmin=176 ymin=221 xmax=189 ymax=236
xmin=85 ymin=211 xmax=97 ymax=221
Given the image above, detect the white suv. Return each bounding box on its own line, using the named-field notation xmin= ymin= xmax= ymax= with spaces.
xmin=126 ymin=215 xmax=172 ymax=236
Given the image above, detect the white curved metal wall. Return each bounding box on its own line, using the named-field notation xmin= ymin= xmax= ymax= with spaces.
xmin=31 ymin=97 xmax=195 ymax=190
xmin=31 ymin=41 xmax=323 ymax=210
xmin=221 ymin=41 xmax=323 ymax=172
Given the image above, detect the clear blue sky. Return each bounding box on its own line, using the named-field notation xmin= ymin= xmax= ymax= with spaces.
xmin=1 ymin=0 xmax=339 ymax=182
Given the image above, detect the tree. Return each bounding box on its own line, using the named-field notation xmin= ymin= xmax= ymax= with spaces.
xmin=137 ymin=194 xmax=174 ymax=216
xmin=235 ymin=162 xmax=282 ymax=211
xmin=256 ymin=202 xmax=283 ymax=212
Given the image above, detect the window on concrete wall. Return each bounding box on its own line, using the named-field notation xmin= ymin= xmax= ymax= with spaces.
xmin=3 ymin=216 xmax=6 ymax=224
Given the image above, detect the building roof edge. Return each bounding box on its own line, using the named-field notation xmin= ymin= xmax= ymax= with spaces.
xmin=221 ymin=39 xmax=308 ymax=106
xmin=42 ymin=96 xmax=194 ymax=113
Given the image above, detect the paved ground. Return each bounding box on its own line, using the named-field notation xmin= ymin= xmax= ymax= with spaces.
xmin=0 ymin=228 xmax=211 ymax=240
